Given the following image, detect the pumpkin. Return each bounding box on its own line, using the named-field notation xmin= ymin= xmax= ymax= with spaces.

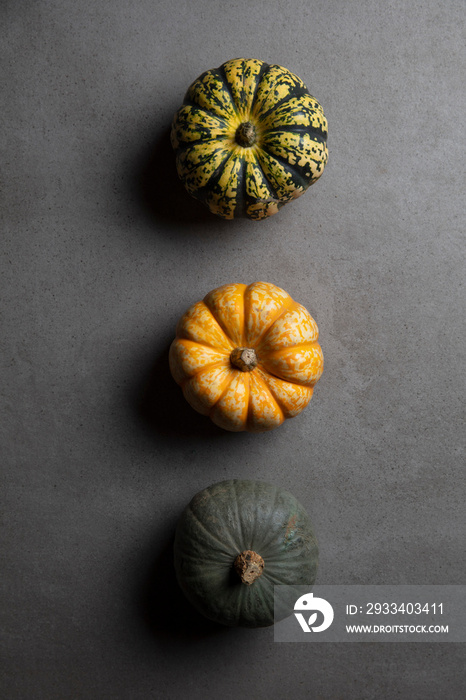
xmin=174 ymin=479 xmax=319 ymax=627
xmin=169 ymin=281 xmax=324 ymax=432
xmin=171 ymin=58 xmax=328 ymax=220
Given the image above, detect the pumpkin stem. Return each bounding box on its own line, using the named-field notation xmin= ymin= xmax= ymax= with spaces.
xmin=230 ymin=347 xmax=258 ymax=372
xmin=235 ymin=121 xmax=257 ymax=147
xmin=234 ymin=550 xmax=265 ymax=585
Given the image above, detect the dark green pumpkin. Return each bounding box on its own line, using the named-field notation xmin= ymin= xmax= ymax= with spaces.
xmin=174 ymin=479 xmax=319 ymax=628
xmin=171 ymin=58 xmax=328 ymax=220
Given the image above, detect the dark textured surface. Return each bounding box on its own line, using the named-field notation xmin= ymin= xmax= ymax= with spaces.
xmin=2 ymin=1 xmax=465 ymax=698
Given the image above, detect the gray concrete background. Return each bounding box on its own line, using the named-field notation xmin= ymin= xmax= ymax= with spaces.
xmin=2 ymin=1 xmax=465 ymax=698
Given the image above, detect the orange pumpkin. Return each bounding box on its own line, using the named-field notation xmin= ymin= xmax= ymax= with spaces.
xmin=169 ymin=282 xmax=324 ymax=432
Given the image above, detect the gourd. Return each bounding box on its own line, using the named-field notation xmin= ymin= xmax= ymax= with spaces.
xmin=174 ymin=479 xmax=319 ymax=627
xmin=169 ymin=281 xmax=324 ymax=432
xmin=171 ymin=58 xmax=328 ymax=220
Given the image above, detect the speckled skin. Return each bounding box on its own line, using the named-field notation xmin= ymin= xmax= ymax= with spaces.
xmin=169 ymin=282 xmax=324 ymax=432
xmin=171 ymin=58 xmax=328 ymax=219
xmin=174 ymin=479 xmax=319 ymax=627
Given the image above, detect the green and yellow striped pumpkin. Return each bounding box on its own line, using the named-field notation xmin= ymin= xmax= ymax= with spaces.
xmin=171 ymin=58 xmax=328 ymax=220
